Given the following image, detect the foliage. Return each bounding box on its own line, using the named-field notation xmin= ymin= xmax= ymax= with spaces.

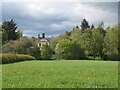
xmin=87 ymin=56 xmax=102 ymax=60
xmin=0 ymin=30 xmax=8 ymax=44
xmin=70 ymin=28 xmax=82 ymax=43
xmin=41 ymin=44 xmax=53 ymax=60
xmin=2 ymin=36 xmax=41 ymax=59
xmin=104 ymin=26 xmax=118 ymax=61
xmin=1 ymin=19 xmax=118 ymax=61
xmin=80 ymin=24 xmax=105 ymax=59
xmin=65 ymin=30 xmax=71 ymax=36
xmin=51 ymin=54 xmax=57 ymax=60
xmin=2 ymin=40 xmax=15 ymax=53
xmin=2 ymin=19 xmax=22 ymax=44
xmin=28 ymin=46 xmax=41 ymax=60
xmin=80 ymin=28 xmax=93 ymax=57
xmin=91 ymin=27 xmax=104 ymax=59
xmin=51 ymin=23 xmax=118 ymax=61
xmin=2 ymin=60 xmax=118 ymax=88
xmin=51 ymin=20 xmax=118 ymax=61
xmin=1 ymin=53 xmax=35 ymax=64
xmin=50 ymin=33 xmax=70 ymax=51
xmin=91 ymin=24 xmax=95 ymax=29
xmin=80 ymin=19 xmax=90 ymax=31
xmin=97 ymin=22 xmax=106 ymax=36
xmin=55 ymin=39 xmax=86 ymax=60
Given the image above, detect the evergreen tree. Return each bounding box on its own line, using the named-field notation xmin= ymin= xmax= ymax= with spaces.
xmin=97 ymin=22 xmax=106 ymax=36
xmin=75 ymin=25 xmax=79 ymax=29
xmin=91 ymin=24 xmax=95 ymax=29
xmin=65 ymin=31 xmax=71 ymax=36
xmin=80 ymin=19 xmax=90 ymax=31
xmin=2 ymin=19 xmax=22 ymax=41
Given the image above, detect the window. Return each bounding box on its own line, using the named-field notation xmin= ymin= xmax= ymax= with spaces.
xmin=39 ymin=43 xmax=41 ymax=47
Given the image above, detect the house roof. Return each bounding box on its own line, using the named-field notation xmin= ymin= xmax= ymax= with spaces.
xmin=38 ymin=38 xmax=49 ymax=43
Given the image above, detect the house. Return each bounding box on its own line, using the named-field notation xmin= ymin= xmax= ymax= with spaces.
xmin=38 ymin=33 xmax=49 ymax=47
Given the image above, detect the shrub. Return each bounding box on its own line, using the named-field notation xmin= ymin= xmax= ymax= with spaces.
xmin=2 ymin=36 xmax=41 ymax=59
xmin=107 ymin=53 xmax=118 ymax=61
xmin=28 ymin=46 xmax=41 ymax=60
xmin=41 ymin=44 xmax=53 ymax=60
xmin=55 ymin=39 xmax=86 ymax=60
xmin=51 ymin=54 xmax=57 ymax=60
xmin=87 ymin=56 xmax=102 ymax=60
xmin=0 ymin=53 xmax=35 ymax=64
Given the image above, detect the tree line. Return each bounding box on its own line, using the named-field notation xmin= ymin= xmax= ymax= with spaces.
xmin=50 ymin=19 xmax=118 ymax=61
xmin=0 ymin=19 xmax=119 ymax=61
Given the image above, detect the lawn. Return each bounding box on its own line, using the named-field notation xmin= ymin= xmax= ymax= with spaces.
xmin=2 ymin=60 xmax=118 ymax=88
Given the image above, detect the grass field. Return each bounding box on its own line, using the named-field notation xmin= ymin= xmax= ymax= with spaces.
xmin=0 ymin=65 xmax=2 ymax=89
xmin=2 ymin=60 xmax=118 ymax=88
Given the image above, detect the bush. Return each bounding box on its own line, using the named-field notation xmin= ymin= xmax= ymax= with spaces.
xmin=51 ymin=54 xmax=57 ymax=60
xmin=41 ymin=44 xmax=53 ymax=60
xmin=55 ymin=39 xmax=86 ymax=60
xmin=0 ymin=53 xmax=35 ymax=64
xmin=2 ymin=37 xmax=40 ymax=57
xmin=28 ymin=46 xmax=41 ymax=60
xmin=87 ymin=56 xmax=102 ymax=60
xmin=107 ymin=53 xmax=118 ymax=61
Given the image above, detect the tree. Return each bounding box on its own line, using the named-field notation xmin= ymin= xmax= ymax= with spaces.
xmin=13 ymin=36 xmax=34 ymax=54
xmin=65 ymin=31 xmax=71 ymax=36
xmin=1 ymin=30 xmax=8 ymax=44
xmin=55 ymin=39 xmax=86 ymax=60
xmin=70 ymin=28 xmax=82 ymax=43
xmin=80 ymin=28 xmax=93 ymax=57
xmin=104 ymin=25 xmax=118 ymax=61
xmin=16 ymin=30 xmax=23 ymax=39
xmin=2 ymin=19 xmax=22 ymax=42
xmin=2 ymin=36 xmax=41 ymax=59
xmin=75 ymin=25 xmax=79 ymax=29
xmin=0 ymin=25 xmax=2 ymax=31
xmin=2 ymin=40 xmax=15 ymax=53
xmin=41 ymin=44 xmax=53 ymax=60
xmin=91 ymin=24 xmax=95 ymax=29
xmin=118 ymin=24 xmax=120 ymax=60
xmin=80 ymin=27 xmax=104 ymax=60
xmin=80 ymin=19 xmax=90 ymax=31
xmin=91 ymin=28 xmax=104 ymax=59
xmin=50 ymin=33 xmax=70 ymax=51
xmin=28 ymin=46 xmax=41 ymax=60
xmin=0 ymin=25 xmax=2 ymax=53
xmin=0 ymin=25 xmax=8 ymax=44
xmin=97 ymin=22 xmax=106 ymax=36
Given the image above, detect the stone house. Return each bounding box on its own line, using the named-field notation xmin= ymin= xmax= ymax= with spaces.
xmin=38 ymin=33 xmax=49 ymax=47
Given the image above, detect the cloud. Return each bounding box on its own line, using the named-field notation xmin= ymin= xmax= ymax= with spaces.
xmin=2 ymin=2 xmax=118 ymax=37
xmin=2 ymin=0 xmax=119 ymax=2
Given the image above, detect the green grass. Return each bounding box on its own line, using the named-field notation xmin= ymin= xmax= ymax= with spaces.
xmin=0 ymin=65 xmax=2 ymax=89
xmin=2 ymin=60 xmax=118 ymax=88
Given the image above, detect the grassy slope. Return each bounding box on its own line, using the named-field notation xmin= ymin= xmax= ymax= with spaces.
xmin=2 ymin=60 xmax=118 ymax=88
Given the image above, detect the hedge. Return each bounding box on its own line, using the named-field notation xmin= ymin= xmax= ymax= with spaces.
xmin=0 ymin=53 xmax=35 ymax=64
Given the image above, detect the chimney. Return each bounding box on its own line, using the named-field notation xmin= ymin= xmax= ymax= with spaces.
xmin=42 ymin=33 xmax=45 ymax=38
xmin=38 ymin=34 xmax=40 ymax=39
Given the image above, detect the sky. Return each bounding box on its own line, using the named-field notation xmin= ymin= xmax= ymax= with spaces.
xmin=1 ymin=1 xmax=119 ymax=37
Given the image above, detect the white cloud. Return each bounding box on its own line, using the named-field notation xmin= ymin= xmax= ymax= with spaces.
xmin=2 ymin=2 xmax=118 ymax=36
xmin=23 ymin=2 xmax=117 ymax=35
xmin=24 ymin=2 xmax=117 ymax=27
xmin=2 ymin=0 xmax=119 ymax=2
xmin=72 ymin=3 xmax=118 ymax=26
